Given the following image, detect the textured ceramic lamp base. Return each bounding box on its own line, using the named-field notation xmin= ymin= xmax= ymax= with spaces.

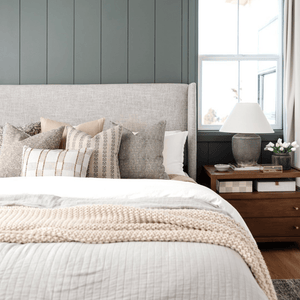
xmin=232 ymin=134 xmax=261 ymax=167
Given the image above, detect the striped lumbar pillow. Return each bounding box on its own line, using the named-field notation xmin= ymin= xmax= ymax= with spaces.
xmin=66 ymin=125 xmax=123 ymax=179
xmin=21 ymin=146 xmax=94 ymax=177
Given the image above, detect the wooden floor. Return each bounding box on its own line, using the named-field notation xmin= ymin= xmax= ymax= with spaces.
xmin=259 ymin=242 xmax=300 ymax=279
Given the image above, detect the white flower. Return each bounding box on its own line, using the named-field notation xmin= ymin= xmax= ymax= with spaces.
xmin=267 ymin=148 xmax=274 ymax=152
xmin=267 ymin=142 xmax=274 ymax=147
xmin=282 ymin=142 xmax=289 ymax=148
xmin=287 ymin=142 xmax=291 ymax=147
xmin=291 ymin=147 xmax=297 ymax=151
xmin=280 ymin=147 xmax=284 ymax=151
xmin=277 ymin=138 xmax=283 ymax=145
xmin=292 ymin=141 xmax=298 ymax=146
xmin=276 ymin=143 xmax=279 ymax=147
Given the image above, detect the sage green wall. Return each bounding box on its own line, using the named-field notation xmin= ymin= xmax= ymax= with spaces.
xmin=0 ymin=0 xmax=197 ymax=85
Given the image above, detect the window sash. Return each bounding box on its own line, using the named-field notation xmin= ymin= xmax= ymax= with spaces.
xmin=198 ymin=55 xmax=283 ymax=130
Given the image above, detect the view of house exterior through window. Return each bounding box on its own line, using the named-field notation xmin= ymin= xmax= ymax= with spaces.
xmin=198 ymin=0 xmax=283 ymax=130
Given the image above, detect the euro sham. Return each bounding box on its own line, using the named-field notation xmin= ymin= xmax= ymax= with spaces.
xmin=41 ymin=117 xmax=105 ymax=149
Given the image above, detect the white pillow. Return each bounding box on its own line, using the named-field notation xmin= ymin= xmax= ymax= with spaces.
xmin=163 ymin=131 xmax=188 ymax=176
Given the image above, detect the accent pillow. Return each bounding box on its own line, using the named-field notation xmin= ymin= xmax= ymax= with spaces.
xmin=119 ymin=121 xmax=169 ymax=179
xmin=66 ymin=125 xmax=123 ymax=179
xmin=21 ymin=146 xmax=94 ymax=177
xmin=0 ymin=122 xmax=41 ymax=150
xmin=0 ymin=123 xmax=64 ymax=177
xmin=41 ymin=117 xmax=105 ymax=149
xmin=163 ymin=131 xmax=188 ymax=176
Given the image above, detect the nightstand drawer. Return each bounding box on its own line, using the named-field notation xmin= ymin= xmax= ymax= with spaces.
xmin=245 ymin=217 xmax=300 ymax=237
xmin=227 ymin=199 xmax=300 ymax=218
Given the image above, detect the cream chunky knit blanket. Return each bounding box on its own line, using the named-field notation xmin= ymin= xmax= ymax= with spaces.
xmin=0 ymin=204 xmax=277 ymax=300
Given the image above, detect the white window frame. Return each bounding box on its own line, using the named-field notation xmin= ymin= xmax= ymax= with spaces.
xmin=198 ymin=0 xmax=284 ymax=131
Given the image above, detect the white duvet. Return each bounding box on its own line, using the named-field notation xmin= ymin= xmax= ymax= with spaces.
xmin=0 ymin=177 xmax=252 ymax=235
xmin=0 ymin=177 xmax=268 ymax=300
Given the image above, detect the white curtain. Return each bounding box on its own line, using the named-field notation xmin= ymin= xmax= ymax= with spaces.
xmin=284 ymin=0 xmax=300 ymax=168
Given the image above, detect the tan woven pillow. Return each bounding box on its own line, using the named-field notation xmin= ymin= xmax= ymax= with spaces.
xmin=66 ymin=125 xmax=123 ymax=179
xmin=41 ymin=117 xmax=105 ymax=148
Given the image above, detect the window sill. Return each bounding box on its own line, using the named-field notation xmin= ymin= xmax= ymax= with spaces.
xmin=197 ymin=129 xmax=283 ymax=143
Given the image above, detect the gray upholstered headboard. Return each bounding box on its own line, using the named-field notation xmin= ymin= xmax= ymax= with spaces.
xmin=0 ymin=83 xmax=197 ymax=180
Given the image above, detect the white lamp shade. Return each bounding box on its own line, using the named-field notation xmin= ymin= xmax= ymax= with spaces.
xmin=219 ymin=103 xmax=274 ymax=134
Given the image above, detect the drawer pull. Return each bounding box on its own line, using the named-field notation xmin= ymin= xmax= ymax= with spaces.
xmin=294 ymin=207 xmax=299 ymax=211
xmin=295 ymin=226 xmax=299 ymax=230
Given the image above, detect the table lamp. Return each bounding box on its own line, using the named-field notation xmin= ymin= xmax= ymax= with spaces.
xmin=219 ymin=103 xmax=274 ymax=167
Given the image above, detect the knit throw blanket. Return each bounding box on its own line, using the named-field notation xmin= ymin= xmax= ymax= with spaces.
xmin=0 ymin=204 xmax=277 ymax=300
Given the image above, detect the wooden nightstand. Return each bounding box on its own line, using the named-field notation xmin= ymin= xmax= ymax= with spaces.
xmin=204 ymin=165 xmax=300 ymax=243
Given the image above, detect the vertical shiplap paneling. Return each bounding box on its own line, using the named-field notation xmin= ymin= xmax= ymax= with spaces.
xmin=181 ymin=0 xmax=188 ymax=83
xmin=102 ymin=0 xmax=127 ymax=84
xmin=128 ymin=0 xmax=154 ymax=83
xmin=20 ymin=0 xmax=47 ymax=84
xmin=74 ymin=0 xmax=100 ymax=84
xmin=0 ymin=0 xmax=195 ymax=86
xmin=188 ymin=0 xmax=197 ymax=83
xmin=48 ymin=0 xmax=73 ymax=84
xmin=0 ymin=0 xmax=19 ymax=84
xmin=155 ymin=0 xmax=181 ymax=83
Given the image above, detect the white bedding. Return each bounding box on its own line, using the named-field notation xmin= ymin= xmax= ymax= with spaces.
xmin=0 ymin=177 xmax=252 ymax=236
xmin=0 ymin=177 xmax=268 ymax=300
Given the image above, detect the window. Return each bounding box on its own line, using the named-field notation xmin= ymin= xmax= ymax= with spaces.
xmin=198 ymin=0 xmax=283 ymax=130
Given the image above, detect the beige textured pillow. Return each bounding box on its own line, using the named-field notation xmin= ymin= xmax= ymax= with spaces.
xmin=66 ymin=125 xmax=123 ymax=179
xmin=0 ymin=124 xmax=64 ymax=177
xmin=41 ymin=117 xmax=105 ymax=148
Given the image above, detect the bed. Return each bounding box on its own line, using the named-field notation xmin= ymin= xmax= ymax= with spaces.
xmin=0 ymin=83 xmax=276 ymax=300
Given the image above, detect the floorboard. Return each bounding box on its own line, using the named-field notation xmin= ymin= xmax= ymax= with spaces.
xmin=258 ymin=242 xmax=300 ymax=279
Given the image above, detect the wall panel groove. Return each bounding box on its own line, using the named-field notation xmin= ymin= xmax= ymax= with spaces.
xmin=46 ymin=0 xmax=48 ymax=84
xmin=73 ymin=0 xmax=75 ymax=84
xmin=20 ymin=0 xmax=47 ymax=84
xmin=48 ymin=0 xmax=74 ymax=84
xmin=19 ymin=0 xmax=21 ymax=84
xmin=102 ymin=0 xmax=127 ymax=84
xmin=156 ymin=0 xmax=182 ymax=83
xmin=127 ymin=0 xmax=129 ymax=83
xmin=100 ymin=0 xmax=102 ymax=84
xmin=74 ymin=0 xmax=101 ymax=84
xmin=154 ymin=0 xmax=156 ymax=83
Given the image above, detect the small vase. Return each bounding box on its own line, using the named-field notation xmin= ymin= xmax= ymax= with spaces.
xmin=271 ymin=153 xmax=292 ymax=170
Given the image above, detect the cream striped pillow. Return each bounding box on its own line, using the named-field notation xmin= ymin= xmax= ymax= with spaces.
xmin=21 ymin=146 xmax=94 ymax=177
xmin=66 ymin=125 xmax=123 ymax=179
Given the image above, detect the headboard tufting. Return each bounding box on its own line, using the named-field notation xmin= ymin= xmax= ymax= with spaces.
xmin=0 ymin=83 xmax=197 ymax=180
